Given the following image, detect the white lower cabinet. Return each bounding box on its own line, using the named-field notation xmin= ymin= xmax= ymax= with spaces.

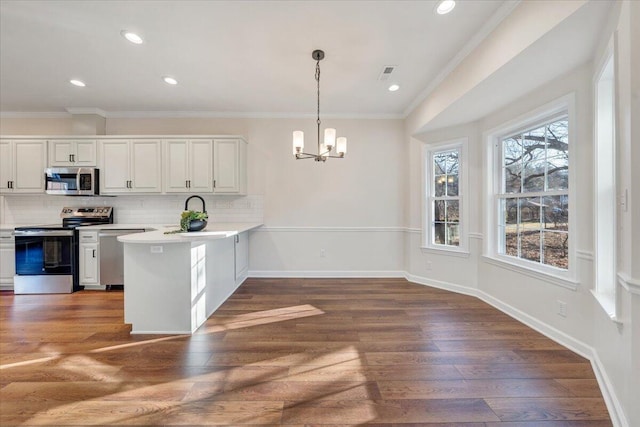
xmin=0 ymin=230 xmax=15 ymax=289
xmin=79 ymin=231 xmax=99 ymax=287
xmin=234 ymin=231 xmax=249 ymax=284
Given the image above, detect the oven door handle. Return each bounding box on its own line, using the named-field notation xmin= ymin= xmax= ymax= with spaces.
xmin=14 ymin=230 xmax=75 ymax=237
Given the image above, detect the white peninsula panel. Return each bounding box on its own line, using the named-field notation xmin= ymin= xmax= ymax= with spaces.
xmin=120 ymin=223 xmax=261 ymax=334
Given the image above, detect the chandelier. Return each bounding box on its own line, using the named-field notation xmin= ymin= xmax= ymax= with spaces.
xmin=292 ymin=49 xmax=347 ymax=162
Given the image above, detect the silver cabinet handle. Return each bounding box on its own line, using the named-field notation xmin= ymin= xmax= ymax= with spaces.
xmin=92 ymin=249 xmax=96 ymax=258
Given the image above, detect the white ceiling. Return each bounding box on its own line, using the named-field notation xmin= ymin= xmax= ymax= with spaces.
xmin=419 ymin=0 xmax=613 ymax=133
xmin=0 ymin=0 xmax=509 ymax=117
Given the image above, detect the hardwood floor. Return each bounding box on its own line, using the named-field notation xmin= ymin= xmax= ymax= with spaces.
xmin=0 ymin=278 xmax=612 ymax=426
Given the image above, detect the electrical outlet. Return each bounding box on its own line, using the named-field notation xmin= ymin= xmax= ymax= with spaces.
xmin=320 ymin=249 xmax=326 ymax=258
xmin=150 ymin=246 xmax=163 ymax=254
xmin=426 ymin=261 xmax=432 ymax=270
xmin=557 ymin=300 xmax=567 ymax=317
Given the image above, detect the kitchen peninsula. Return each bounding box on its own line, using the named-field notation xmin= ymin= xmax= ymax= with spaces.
xmin=118 ymin=223 xmax=262 ymax=334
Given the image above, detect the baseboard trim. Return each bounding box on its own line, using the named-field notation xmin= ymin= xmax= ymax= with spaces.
xmin=591 ymin=350 xmax=629 ymax=427
xmin=248 ymin=270 xmax=406 ymax=278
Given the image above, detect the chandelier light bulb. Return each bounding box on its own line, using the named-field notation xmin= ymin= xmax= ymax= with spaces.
xmin=293 ymin=131 xmax=304 ymax=155
xmin=324 ymin=128 xmax=336 ymax=150
xmin=336 ymin=137 xmax=347 ymax=155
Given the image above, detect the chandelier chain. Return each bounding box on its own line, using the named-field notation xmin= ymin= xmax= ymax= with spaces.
xmin=316 ymin=60 xmax=321 ymax=151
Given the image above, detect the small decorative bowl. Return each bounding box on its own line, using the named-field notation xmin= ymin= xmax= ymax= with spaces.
xmin=187 ymin=219 xmax=207 ymax=232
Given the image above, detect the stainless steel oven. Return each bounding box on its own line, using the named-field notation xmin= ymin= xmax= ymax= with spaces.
xmin=14 ymin=206 xmax=113 ymax=294
xmin=14 ymin=227 xmax=77 ymax=294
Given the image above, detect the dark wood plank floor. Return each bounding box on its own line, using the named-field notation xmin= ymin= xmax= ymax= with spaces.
xmin=0 ymin=278 xmax=612 ymax=426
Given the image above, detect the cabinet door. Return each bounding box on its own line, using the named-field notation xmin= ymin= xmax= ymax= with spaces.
xmin=190 ymin=139 xmax=213 ymax=192
xmin=49 ymin=140 xmax=74 ymax=166
xmin=213 ymin=139 xmax=240 ymax=193
xmin=234 ymin=232 xmax=249 ymax=283
xmin=13 ymin=140 xmax=46 ymax=193
xmin=101 ymin=140 xmax=130 ymax=193
xmin=131 ymin=140 xmax=162 ymax=192
xmin=74 ymin=140 xmax=97 ymax=166
xmin=0 ymin=233 xmax=15 ymax=286
xmin=164 ymin=140 xmax=189 ymax=193
xmin=0 ymin=140 xmax=12 ymax=193
xmin=80 ymin=243 xmax=99 ymax=285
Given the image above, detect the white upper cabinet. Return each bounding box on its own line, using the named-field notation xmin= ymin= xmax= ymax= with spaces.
xmin=48 ymin=140 xmax=97 ymax=167
xmin=99 ymin=139 xmax=162 ymax=194
xmin=0 ymin=139 xmax=46 ymax=194
xmin=164 ymin=139 xmax=213 ymax=193
xmin=213 ymin=138 xmax=247 ymax=194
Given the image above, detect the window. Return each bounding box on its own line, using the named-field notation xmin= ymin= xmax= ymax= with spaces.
xmin=593 ymin=40 xmax=618 ymax=319
xmin=424 ymin=139 xmax=467 ymax=252
xmin=498 ymin=116 xmax=569 ymax=269
xmin=485 ymin=94 xmax=576 ymax=286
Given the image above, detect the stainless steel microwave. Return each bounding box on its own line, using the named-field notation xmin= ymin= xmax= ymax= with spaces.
xmin=45 ymin=167 xmax=99 ymax=196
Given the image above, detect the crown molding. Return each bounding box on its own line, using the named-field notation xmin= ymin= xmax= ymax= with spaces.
xmin=103 ymin=111 xmax=404 ymax=120
xmin=0 ymin=111 xmax=71 ymax=119
xmin=1 ymin=110 xmax=403 ymax=120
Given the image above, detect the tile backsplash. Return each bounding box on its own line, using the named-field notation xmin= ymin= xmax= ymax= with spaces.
xmin=0 ymin=194 xmax=263 ymax=225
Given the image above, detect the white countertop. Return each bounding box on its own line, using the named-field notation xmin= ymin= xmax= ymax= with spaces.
xmin=80 ymin=223 xmax=157 ymax=231
xmin=117 ymin=222 xmax=263 ymax=244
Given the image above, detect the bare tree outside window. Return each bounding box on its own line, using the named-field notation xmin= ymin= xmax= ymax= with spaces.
xmin=432 ymin=149 xmax=460 ymax=246
xmin=499 ymin=117 xmax=569 ymax=269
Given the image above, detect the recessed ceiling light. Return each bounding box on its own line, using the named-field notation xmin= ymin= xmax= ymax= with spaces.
xmin=69 ymin=79 xmax=86 ymax=87
xmin=121 ymin=30 xmax=143 ymax=44
xmin=388 ymin=84 xmax=400 ymax=92
xmin=436 ymin=0 xmax=456 ymax=15
xmin=163 ymin=76 xmax=178 ymax=85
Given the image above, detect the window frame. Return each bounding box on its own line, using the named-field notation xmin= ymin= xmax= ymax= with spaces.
xmin=423 ymin=138 xmax=468 ymax=254
xmin=592 ymin=35 xmax=619 ymax=321
xmin=484 ymin=94 xmax=577 ymax=288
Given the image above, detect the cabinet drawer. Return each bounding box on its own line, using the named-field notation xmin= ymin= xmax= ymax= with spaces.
xmin=79 ymin=231 xmax=98 ymax=243
xmin=0 ymin=230 xmax=14 ymax=242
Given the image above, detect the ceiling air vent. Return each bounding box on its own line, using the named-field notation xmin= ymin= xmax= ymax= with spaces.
xmin=378 ymin=65 xmax=397 ymax=81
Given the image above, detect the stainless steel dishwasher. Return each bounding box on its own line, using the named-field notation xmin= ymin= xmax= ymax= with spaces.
xmin=99 ymin=229 xmax=145 ymax=289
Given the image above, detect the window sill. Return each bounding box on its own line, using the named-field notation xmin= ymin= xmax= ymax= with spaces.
xmin=590 ymin=290 xmax=621 ymax=323
xmin=481 ymin=255 xmax=579 ymax=291
xmin=421 ymin=246 xmax=470 ymax=258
